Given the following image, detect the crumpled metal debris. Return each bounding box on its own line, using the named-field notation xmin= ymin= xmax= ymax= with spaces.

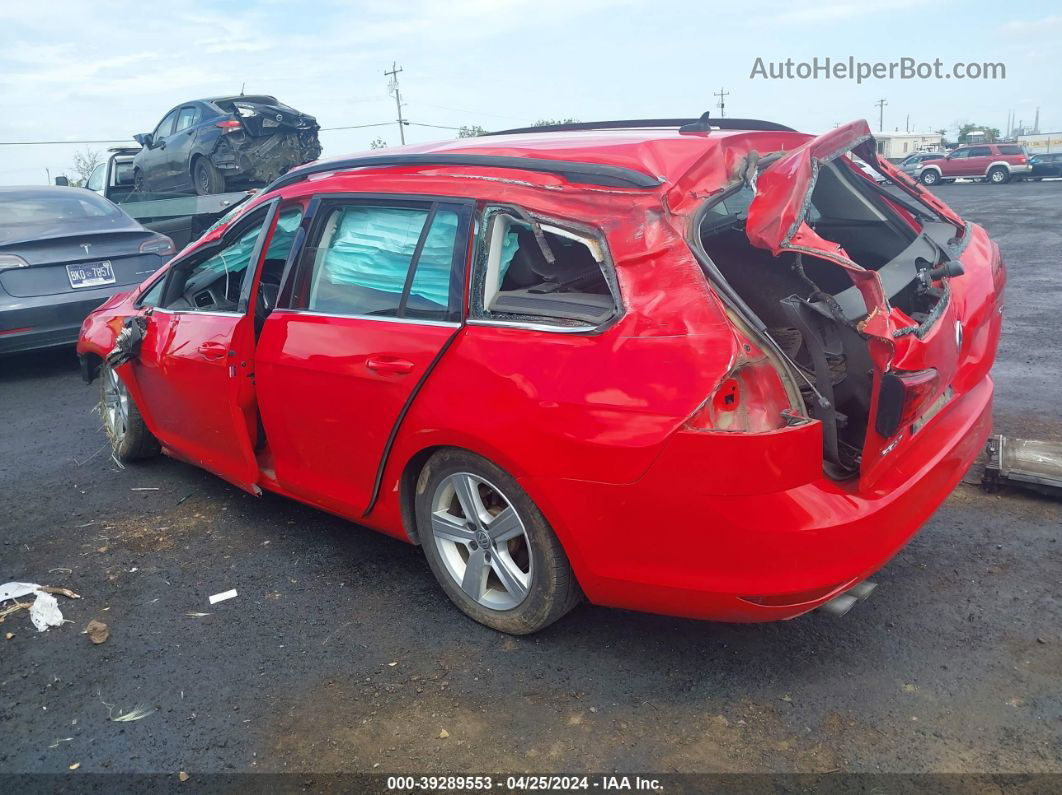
xmin=105 ymin=315 xmax=148 ymax=368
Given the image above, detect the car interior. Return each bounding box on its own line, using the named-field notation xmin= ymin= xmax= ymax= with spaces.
xmin=480 ymin=214 xmax=617 ymax=325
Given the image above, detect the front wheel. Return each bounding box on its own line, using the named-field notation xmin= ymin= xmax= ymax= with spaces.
xmin=99 ymin=364 xmax=160 ymax=462
xmin=920 ymin=170 xmax=940 ymax=186
xmin=416 ymin=450 xmax=581 ymax=634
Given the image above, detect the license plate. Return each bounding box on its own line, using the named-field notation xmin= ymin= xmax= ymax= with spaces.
xmin=67 ymin=261 xmax=115 ymax=289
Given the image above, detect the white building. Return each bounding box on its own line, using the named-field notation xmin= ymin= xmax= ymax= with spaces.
xmin=1018 ymin=132 xmax=1062 ymax=154
xmin=873 ymin=132 xmax=944 ymax=161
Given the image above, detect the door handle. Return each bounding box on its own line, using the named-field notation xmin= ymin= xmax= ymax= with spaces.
xmin=366 ymin=356 xmax=415 ymax=375
xmin=198 ymin=341 xmax=228 ymax=360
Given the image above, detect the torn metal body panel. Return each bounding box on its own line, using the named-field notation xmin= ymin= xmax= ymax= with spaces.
xmin=983 ymin=435 xmax=1062 ymax=496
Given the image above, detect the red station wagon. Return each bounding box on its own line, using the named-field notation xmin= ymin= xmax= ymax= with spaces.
xmin=78 ymin=116 xmax=1005 ymax=634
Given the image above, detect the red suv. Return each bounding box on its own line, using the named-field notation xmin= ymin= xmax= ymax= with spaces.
xmin=917 ymin=143 xmax=1030 ymax=185
xmin=78 ymin=116 xmax=1004 ymax=634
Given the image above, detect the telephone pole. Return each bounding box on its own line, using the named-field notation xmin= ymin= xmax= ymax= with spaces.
xmin=385 ymin=61 xmax=407 ymax=145
xmin=714 ymin=87 xmax=730 ymax=118
xmin=875 ymin=98 xmax=887 ymax=131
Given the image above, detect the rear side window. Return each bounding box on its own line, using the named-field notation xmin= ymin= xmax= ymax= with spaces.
xmin=292 ymin=200 xmax=468 ymax=322
xmin=175 ymin=106 xmax=199 ymax=132
xmin=474 ymin=209 xmax=618 ymax=327
xmin=997 ymin=145 xmax=1023 ymax=156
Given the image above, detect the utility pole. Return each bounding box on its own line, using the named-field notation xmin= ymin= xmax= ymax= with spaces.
xmin=385 ymin=61 xmax=407 ymax=145
xmin=905 ymin=114 xmax=910 ymax=133
xmin=714 ymin=87 xmax=729 ymax=118
xmin=875 ymin=98 xmax=887 ymax=132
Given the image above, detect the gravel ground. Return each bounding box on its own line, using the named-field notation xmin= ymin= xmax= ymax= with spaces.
xmin=0 ymin=182 xmax=1059 ymax=776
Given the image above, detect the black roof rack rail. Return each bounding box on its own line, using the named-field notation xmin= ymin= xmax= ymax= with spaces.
xmin=485 ymin=116 xmax=796 ymax=135
xmin=263 ymin=153 xmax=663 ymax=192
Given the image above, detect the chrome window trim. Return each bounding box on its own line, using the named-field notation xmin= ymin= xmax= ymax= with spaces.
xmin=465 ymin=318 xmax=596 ymax=334
xmin=151 ymin=308 xmax=243 ymax=318
xmin=270 ymin=308 xmax=460 ymax=329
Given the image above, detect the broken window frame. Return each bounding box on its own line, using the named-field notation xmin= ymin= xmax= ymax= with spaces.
xmin=468 ymin=205 xmax=622 ymax=333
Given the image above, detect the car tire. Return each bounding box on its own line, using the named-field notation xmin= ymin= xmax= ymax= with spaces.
xmin=192 ymin=157 xmax=225 ymax=195
xmin=919 ymin=170 xmax=940 ymax=186
xmin=987 ymin=166 xmax=1009 ymax=185
xmin=132 ymin=167 xmax=145 ymax=194
xmin=99 ymin=363 xmax=160 ymax=462
xmin=415 ymin=449 xmax=581 ymax=635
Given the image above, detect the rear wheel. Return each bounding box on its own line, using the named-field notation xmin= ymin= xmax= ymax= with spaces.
xmin=99 ymin=364 xmax=160 ymax=462
xmin=192 ymin=157 xmax=225 ymax=195
xmin=988 ymin=166 xmax=1009 ymax=185
xmin=416 ymin=450 xmax=581 ymax=634
xmin=919 ymin=169 xmax=941 ymax=186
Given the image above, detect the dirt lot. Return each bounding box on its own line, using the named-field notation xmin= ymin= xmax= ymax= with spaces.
xmin=1 ymin=182 xmax=1060 ymax=776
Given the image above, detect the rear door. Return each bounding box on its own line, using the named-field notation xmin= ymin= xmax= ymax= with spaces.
xmin=255 ymin=195 xmax=472 ymax=517
xmin=130 ymin=199 xmax=286 ymax=492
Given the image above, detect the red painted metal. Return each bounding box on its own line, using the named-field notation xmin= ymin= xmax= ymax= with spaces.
xmin=78 ymin=120 xmax=1004 ymax=622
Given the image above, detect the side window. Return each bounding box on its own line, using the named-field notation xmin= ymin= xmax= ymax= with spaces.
xmin=474 ymin=210 xmax=617 ymax=327
xmin=154 ymin=110 xmax=178 ymax=141
xmin=85 ymin=163 xmax=105 ymax=192
xmin=966 ymin=147 xmax=991 ymax=157
xmin=298 ymin=203 xmax=462 ymax=321
xmin=949 ymin=149 xmax=968 ymax=159
xmin=175 ymin=106 xmax=199 ymax=133
xmin=161 ymin=211 xmax=269 ymax=312
xmin=136 ymin=277 xmax=166 ymax=308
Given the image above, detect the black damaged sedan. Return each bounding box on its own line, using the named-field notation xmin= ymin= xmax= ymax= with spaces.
xmin=0 ymin=186 xmax=174 ymax=355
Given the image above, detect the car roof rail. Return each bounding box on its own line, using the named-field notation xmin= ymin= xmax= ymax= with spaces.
xmin=484 ymin=114 xmax=796 ymax=136
xmin=263 ymin=153 xmax=664 ymax=193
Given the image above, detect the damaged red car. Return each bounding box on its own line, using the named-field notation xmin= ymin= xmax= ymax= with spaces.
xmin=77 ymin=116 xmax=1004 ymax=634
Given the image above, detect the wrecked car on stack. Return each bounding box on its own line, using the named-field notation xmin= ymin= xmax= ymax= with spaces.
xmin=131 ymin=95 xmax=321 ymax=195
xmin=77 ymin=116 xmax=1004 ymax=634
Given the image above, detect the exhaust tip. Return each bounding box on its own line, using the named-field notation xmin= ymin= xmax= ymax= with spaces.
xmin=847 ymin=580 xmax=877 ymax=600
xmin=819 ymin=593 xmax=859 ymax=617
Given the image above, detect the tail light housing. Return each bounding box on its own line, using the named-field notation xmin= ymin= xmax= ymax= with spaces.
xmin=686 ymin=359 xmax=790 ymax=433
xmin=875 ymin=369 xmax=940 ymax=438
xmin=216 ymin=119 xmax=242 ymax=134
xmin=139 ymin=235 xmax=175 ymax=257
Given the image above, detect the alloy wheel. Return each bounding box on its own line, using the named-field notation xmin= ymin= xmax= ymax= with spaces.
xmin=101 ymin=366 xmax=129 ymax=445
xmin=430 ymin=472 xmax=532 ymax=611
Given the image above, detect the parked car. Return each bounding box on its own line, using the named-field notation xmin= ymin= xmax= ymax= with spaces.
xmin=132 ymin=95 xmax=321 ymax=196
xmin=78 ymin=116 xmax=1003 ymax=634
xmin=0 ymin=186 xmax=174 ymax=355
xmin=915 ymin=143 xmax=1030 ymax=185
xmin=1028 ymin=152 xmax=1062 ymax=179
xmin=898 ymin=151 xmax=946 ymax=178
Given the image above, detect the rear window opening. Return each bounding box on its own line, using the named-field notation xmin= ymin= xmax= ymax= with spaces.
xmin=475 ymin=211 xmax=618 ymax=327
xmin=695 ymin=158 xmax=957 ymax=476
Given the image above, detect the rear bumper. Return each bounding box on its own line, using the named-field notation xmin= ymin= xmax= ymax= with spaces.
xmin=525 ymin=375 xmax=993 ymax=622
xmin=0 ymin=284 xmax=130 ymax=355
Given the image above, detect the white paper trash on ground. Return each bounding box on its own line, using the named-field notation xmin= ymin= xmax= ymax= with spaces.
xmin=0 ymin=582 xmax=41 ymax=603
xmin=30 ymin=591 xmax=64 ymax=632
xmin=208 ymin=589 xmax=238 ymax=605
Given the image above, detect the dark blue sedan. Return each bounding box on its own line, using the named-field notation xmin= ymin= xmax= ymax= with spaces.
xmin=0 ymin=186 xmax=174 ymax=355
xmin=1028 ymin=153 xmax=1062 ymax=180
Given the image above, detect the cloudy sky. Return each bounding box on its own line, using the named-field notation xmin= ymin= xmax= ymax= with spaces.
xmin=1 ymin=0 xmax=1058 ymax=186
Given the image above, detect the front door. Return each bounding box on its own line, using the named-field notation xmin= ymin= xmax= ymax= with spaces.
xmin=130 ymin=200 xmax=284 ymax=492
xmin=255 ymin=196 xmax=472 ymax=517
xmin=166 ymin=105 xmax=201 ymax=191
xmin=962 ymin=146 xmax=993 ymax=178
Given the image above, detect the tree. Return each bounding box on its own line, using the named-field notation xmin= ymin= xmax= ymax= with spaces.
xmin=957 ymin=123 xmax=1000 ymax=144
xmin=369 ymin=137 xmax=388 ymax=150
xmin=531 ymin=118 xmax=579 ymax=127
xmin=70 ymin=148 xmax=101 ymax=188
xmin=458 ymin=125 xmax=487 ymax=138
